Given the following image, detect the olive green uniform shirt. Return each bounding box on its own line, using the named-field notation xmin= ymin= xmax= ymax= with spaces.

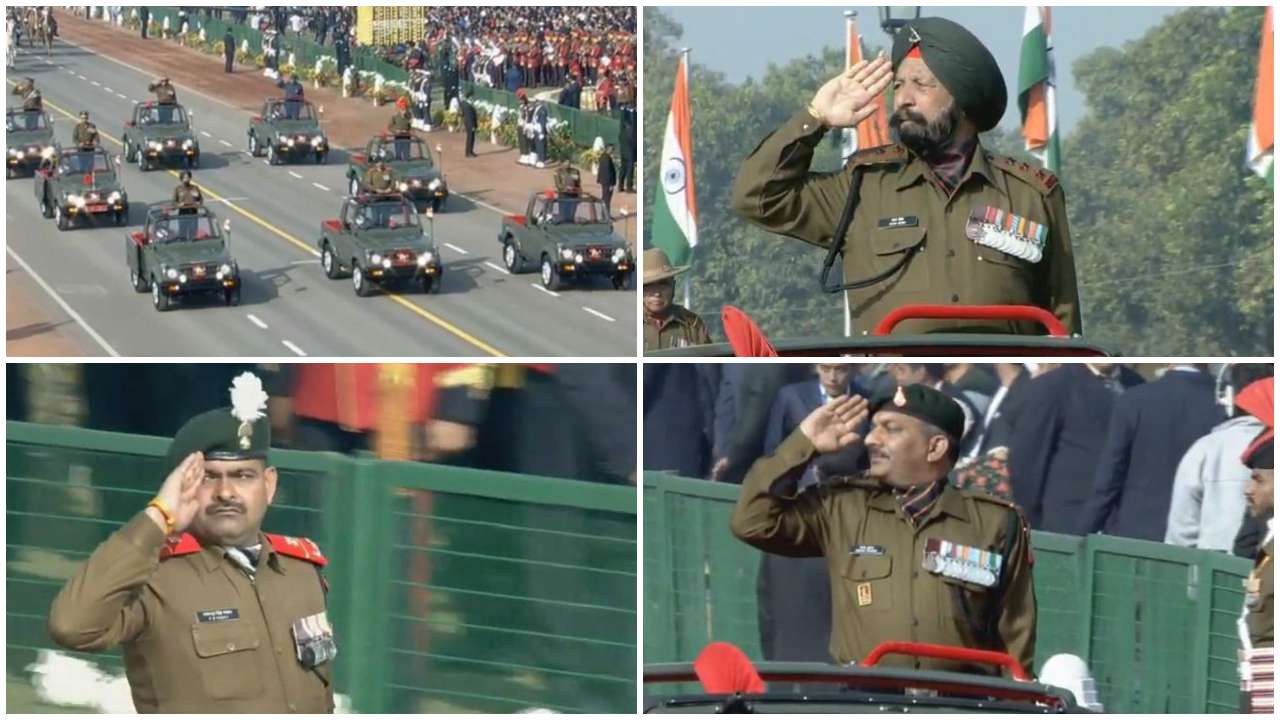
xmin=643 ymin=304 xmax=712 ymax=352
xmin=1245 ymin=537 xmax=1273 ymax=648
xmin=388 ymin=110 xmax=412 ymax=137
xmin=364 ymin=166 xmax=395 ymax=193
xmin=731 ymin=109 xmax=1081 ymax=336
xmin=173 ymin=183 xmax=203 ymax=207
xmin=73 ymin=122 xmax=98 ymax=148
xmin=48 ymin=512 xmax=335 ymax=713
xmin=150 ymin=81 xmax=177 ymax=104
xmin=730 ymin=428 xmax=1037 ymax=675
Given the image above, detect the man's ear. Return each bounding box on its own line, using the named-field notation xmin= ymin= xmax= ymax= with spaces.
xmin=264 ymin=465 xmax=279 ymax=505
xmin=926 ymin=434 xmax=951 ymax=464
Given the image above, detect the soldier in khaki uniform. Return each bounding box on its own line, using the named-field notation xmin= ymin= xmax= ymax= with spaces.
xmin=49 ymin=373 xmax=336 ymax=714
xmin=173 ymin=169 xmax=204 ymax=207
xmin=388 ymin=97 xmax=413 ymax=162
xmin=363 ymin=160 xmax=396 ymax=194
xmin=643 ymin=247 xmax=712 ymax=352
xmin=732 ymin=17 xmax=1080 ymax=336
xmin=1239 ymin=419 xmax=1272 ymax=711
xmin=13 ymin=76 xmax=42 ymax=110
xmin=730 ymin=383 xmax=1036 ymax=676
xmin=149 ymin=76 xmax=178 ymax=104
xmin=72 ymin=111 xmax=98 ymax=150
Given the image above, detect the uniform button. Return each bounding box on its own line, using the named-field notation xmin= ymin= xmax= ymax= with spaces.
xmin=946 ymin=249 xmax=956 ymax=258
xmin=912 ymin=618 xmax=919 ymax=627
xmin=912 ymin=570 xmax=918 ymax=578
xmin=951 ymin=294 xmax=960 ymax=302
xmin=288 ymin=704 xmax=296 ymax=712
xmin=226 ymin=642 xmax=235 ymax=651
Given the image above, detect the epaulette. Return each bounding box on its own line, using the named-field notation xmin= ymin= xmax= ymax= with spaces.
xmin=160 ymin=533 xmax=202 ymax=559
xmin=987 ymin=153 xmax=1059 ymax=195
xmin=844 ymin=143 xmax=908 ymax=170
xmin=266 ymin=533 xmax=328 ymax=566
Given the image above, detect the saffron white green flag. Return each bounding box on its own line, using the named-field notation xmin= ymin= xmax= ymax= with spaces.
xmin=1017 ymin=7 xmax=1060 ymax=174
xmin=1246 ymin=7 xmax=1273 ymax=186
xmin=652 ymin=53 xmax=697 ymax=267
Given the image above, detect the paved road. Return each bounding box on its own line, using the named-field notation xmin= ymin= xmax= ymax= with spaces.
xmin=5 ymin=42 xmax=636 ymax=357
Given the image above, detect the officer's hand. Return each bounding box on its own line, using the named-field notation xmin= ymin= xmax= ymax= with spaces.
xmin=810 ymin=54 xmax=893 ymax=129
xmin=151 ymin=451 xmax=204 ymax=534
xmin=799 ymin=394 xmax=869 ymax=453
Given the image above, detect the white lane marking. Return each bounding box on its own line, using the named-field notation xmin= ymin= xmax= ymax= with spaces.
xmin=282 ymin=340 xmax=307 ymax=356
xmin=583 ymin=307 xmax=616 ymax=323
xmin=262 ymin=160 xmax=270 ymax=166
xmin=115 ymin=92 xmax=127 ymax=99
xmin=65 ymin=69 xmax=75 ymax=75
xmin=288 ymin=171 xmax=302 ymax=179
xmin=218 ymin=139 xmax=232 ymax=147
xmin=531 ymin=283 xmax=560 ymax=298
xmin=75 ymin=73 xmax=85 ymax=79
xmin=102 ymin=86 xmax=113 ymax=93
xmin=56 ymin=36 xmax=244 ymax=112
xmin=444 ymin=243 xmax=468 ymax=254
xmin=90 ymin=80 xmax=100 ymax=87
xmin=246 ymin=314 xmax=269 ymax=330
xmin=243 ymin=151 xmax=254 ymax=158
xmin=290 ymin=259 xmax=319 ymax=266
xmin=200 ymin=131 xmax=212 ymax=139
xmin=6 ymin=246 xmax=120 ymax=357
xmin=312 ymin=182 xmax=330 ymax=192
xmin=483 ymin=261 xmax=510 ymax=275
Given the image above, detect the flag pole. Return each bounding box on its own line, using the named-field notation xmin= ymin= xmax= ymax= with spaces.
xmin=843 ymin=11 xmax=854 ymax=338
xmin=681 ymin=47 xmax=693 ymax=310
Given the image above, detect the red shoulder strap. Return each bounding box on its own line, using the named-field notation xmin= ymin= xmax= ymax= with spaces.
xmin=160 ymin=533 xmax=201 ymax=559
xmin=265 ymin=533 xmax=328 ymax=567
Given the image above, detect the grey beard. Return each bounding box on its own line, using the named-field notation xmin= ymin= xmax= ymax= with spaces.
xmin=890 ymin=105 xmax=961 ymax=158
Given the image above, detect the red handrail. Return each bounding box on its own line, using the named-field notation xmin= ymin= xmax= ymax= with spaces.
xmin=873 ymin=304 xmax=1068 ymax=337
xmin=861 ymin=641 xmax=1030 ymax=681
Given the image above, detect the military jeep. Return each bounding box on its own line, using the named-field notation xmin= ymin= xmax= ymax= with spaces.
xmin=125 ymin=204 xmax=241 ymax=311
xmin=247 ymin=98 xmax=329 ymax=165
xmin=6 ymin=108 xmax=54 ymax=178
xmin=33 ymin=146 xmax=128 ymax=231
xmin=318 ymin=192 xmax=443 ymax=296
xmin=499 ymin=190 xmax=633 ymax=291
xmin=346 ymin=134 xmax=448 ymax=211
xmin=121 ymin=100 xmax=200 ymax=171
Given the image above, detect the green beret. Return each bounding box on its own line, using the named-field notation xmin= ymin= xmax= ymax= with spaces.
xmin=891 ymin=17 xmax=1007 ymax=132
xmin=165 ymin=407 xmax=271 ymax=472
xmin=868 ymin=383 xmax=965 ymax=442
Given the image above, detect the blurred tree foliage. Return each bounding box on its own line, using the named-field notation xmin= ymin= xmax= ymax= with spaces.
xmin=642 ymin=6 xmax=1271 ymax=354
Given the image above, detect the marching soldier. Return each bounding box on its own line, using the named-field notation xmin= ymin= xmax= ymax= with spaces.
xmin=731 ymin=17 xmax=1080 ymax=336
xmin=387 ymin=97 xmax=413 ymax=162
xmin=643 ymin=248 xmax=712 ymax=352
xmin=13 ymin=77 xmax=42 ymax=111
xmin=363 ymin=160 xmax=396 ymax=194
xmin=148 ymin=76 xmax=178 ymax=104
xmin=48 ymin=373 xmax=336 ymax=713
xmin=72 ymin=111 xmax=99 ymax=149
xmin=173 ymin=170 xmax=204 ymax=208
xmin=730 ymin=383 xmax=1036 ymax=676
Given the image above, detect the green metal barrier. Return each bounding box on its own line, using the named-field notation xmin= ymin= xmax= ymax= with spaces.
xmin=464 ymin=83 xmax=621 ymax=149
xmin=643 ymin=472 xmax=1252 ymax=713
xmin=6 ymin=422 xmax=636 ymax=713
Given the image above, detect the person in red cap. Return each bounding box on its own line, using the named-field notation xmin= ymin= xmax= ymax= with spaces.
xmin=387 ymin=95 xmax=413 ymax=161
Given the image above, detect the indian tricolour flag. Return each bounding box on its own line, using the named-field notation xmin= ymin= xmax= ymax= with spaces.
xmin=652 ymin=51 xmax=697 ymax=267
xmin=1018 ymin=7 xmax=1060 ymax=174
xmin=1246 ymin=7 xmax=1273 ymax=187
xmin=840 ymin=11 xmax=891 ymax=161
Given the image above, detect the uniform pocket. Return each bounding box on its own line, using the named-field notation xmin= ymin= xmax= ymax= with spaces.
xmin=840 ymin=554 xmax=893 ymax=611
xmin=190 ymin=622 xmax=264 ymax=701
xmin=866 ymin=226 xmax=928 ymax=292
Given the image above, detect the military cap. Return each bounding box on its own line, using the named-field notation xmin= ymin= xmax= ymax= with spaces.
xmin=1242 ymin=430 xmax=1273 ymax=470
xmin=891 ymin=17 xmax=1007 ymax=132
xmin=869 ymin=383 xmax=965 ymax=442
xmin=164 ymin=373 xmax=271 ymax=471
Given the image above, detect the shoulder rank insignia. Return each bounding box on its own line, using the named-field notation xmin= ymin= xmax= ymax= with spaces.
xmin=845 ymin=143 xmax=908 ymax=170
xmin=965 ymin=206 xmax=1047 ymax=263
xmin=987 ymin=153 xmax=1059 ymax=194
xmin=160 ymin=533 xmax=202 ymax=560
xmin=923 ymin=537 xmax=1002 ymax=588
xmin=266 ymin=534 xmax=328 ymax=567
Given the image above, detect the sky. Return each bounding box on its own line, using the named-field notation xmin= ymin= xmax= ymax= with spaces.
xmin=657 ymin=5 xmax=1183 ymax=134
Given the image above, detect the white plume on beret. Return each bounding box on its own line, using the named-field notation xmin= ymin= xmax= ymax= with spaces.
xmin=229 ymin=372 xmax=269 ymax=425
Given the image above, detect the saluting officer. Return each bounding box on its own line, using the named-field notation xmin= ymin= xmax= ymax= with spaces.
xmin=149 ymin=76 xmax=178 ymax=104
xmin=48 ymin=373 xmax=336 ymax=713
xmin=387 ymin=97 xmax=413 ymax=162
xmin=732 ymin=17 xmax=1080 ymax=336
xmin=72 ymin=111 xmax=98 ymax=149
xmin=173 ymin=170 xmax=203 ymax=207
xmin=278 ymin=72 xmax=304 ymax=120
xmin=730 ymin=383 xmax=1036 ymax=676
xmin=364 ymin=160 xmax=396 ymax=194
xmin=13 ymin=77 xmax=42 ymax=110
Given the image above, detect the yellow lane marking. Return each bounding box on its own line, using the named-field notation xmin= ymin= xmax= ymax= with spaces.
xmin=14 ymin=83 xmax=506 ymax=357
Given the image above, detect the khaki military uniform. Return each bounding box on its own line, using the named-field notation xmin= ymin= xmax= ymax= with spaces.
xmin=643 ymin=305 xmax=712 ymax=352
xmin=1245 ymin=537 xmax=1273 ymax=648
xmin=388 ymin=110 xmax=412 ymax=137
xmin=730 ymin=428 xmax=1036 ymax=675
xmin=73 ymin=121 xmax=98 ymax=148
xmin=731 ymin=109 xmax=1081 ymax=336
xmin=173 ymin=183 xmax=204 ymax=207
xmin=364 ymin=165 xmax=395 ymax=193
xmin=48 ymin=512 xmax=335 ymax=713
xmin=150 ymin=80 xmax=178 ymax=104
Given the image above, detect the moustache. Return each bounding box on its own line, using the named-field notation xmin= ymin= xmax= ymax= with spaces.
xmin=889 ymin=110 xmax=926 ymax=128
xmin=207 ymin=503 xmax=245 ymax=515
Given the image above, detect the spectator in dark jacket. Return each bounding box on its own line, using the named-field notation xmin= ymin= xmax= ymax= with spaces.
xmin=504 ymin=64 xmax=523 ymax=94
xmin=644 ymin=364 xmax=719 ymax=479
xmin=710 ymin=366 xmax=810 ymax=485
xmin=1079 ymin=365 xmax=1221 ymax=540
xmin=596 ymin=144 xmax=617 ymax=213
xmin=1008 ymin=364 xmax=1144 ymax=533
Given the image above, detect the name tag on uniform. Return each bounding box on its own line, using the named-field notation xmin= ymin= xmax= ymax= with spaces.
xmin=849 ymin=545 xmax=886 ymax=556
xmin=877 ymin=215 xmax=919 ymax=229
xmin=922 ymin=538 xmax=1002 ymax=588
xmin=965 ymin=206 xmax=1046 ymax=264
xmin=292 ymin=611 xmax=338 ymax=669
xmin=195 ymin=608 xmax=240 ymax=623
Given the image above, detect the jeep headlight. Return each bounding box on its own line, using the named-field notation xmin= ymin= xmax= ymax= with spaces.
xmin=397 ymin=181 xmax=409 ymax=192
xmin=574 ymin=253 xmax=584 ymax=264
xmin=219 ymin=263 xmax=233 ymax=276
xmin=417 ymin=251 xmax=433 ymax=267
xmin=559 ymin=248 xmax=574 ymax=260
xmin=178 ymin=273 xmax=188 ymax=284
xmin=107 ymin=191 xmax=122 ymax=203
xmin=67 ymin=194 xmax=86 ymax=208
xmin=165 ymin=267 xmax=179 ymax=280
xmin=381 ymin=258 xmax=393 ymax=269
xmin=7 ymin=148 xmax=18 ymax=157
xmin=369 ymin=252 xmax=383 ymax=264
xmin=312 ymin=134 xmax=324 ymax=146
xmin=410 ymin=178 xmax=422 ymax=187
xmin=285 ymin=137 xmax=295 ymax=147
xmin=148 ymin=140 xmax=163 ymax=150
xmin=428 ymin=178 xmax=442 ymax=191
xmin=41 ymin=146 xmax=55 ymax=160
xmin=182 ymin=139 xmax=194 ymax=149
xmin=612 ymin=248 xmax=627 ymax=263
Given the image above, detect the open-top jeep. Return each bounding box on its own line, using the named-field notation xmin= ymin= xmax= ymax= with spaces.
xmin=121 ymin=100 xmax=200 ymax=171
xmin=247 ymin=98 xmax=330 ymax=165
xmin=346 ymin=134 xmax=448 ymax=211
xmin=499 ymin=189 xmax=633 ymax=291
xmin=34 ymin=145 xmax=128 ymax=230
xmin=6 ymin=107 xmax=54 ymax=178
xmin=318 ymin=192 xmax=443 ymax=296
xmin=126 ymin=204 xmax=241 ymax=311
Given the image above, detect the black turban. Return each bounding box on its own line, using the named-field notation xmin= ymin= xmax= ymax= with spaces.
xmin=891 ymin=17 xmax=1007 ymax=132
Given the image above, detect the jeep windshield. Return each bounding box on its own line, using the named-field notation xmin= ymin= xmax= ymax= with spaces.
xmin=353 ymin=202 xmax=420 ymax=230
xmin=7 ymin=111 xmax=48 ymax=132
xmin=57 ymin=151 xmax=112 ymax=175
xmin=267 ymin=101 xmax=317 ymax=122
xmin=533 ymin=197 xmax=611 ymax=226
xmin=150 ymin=214 xmax=221 ymax=244
xmin=138 ymin=105 xmax=189 ymax=126
xmin=370 ymin=139 xmax=432 ymax=165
